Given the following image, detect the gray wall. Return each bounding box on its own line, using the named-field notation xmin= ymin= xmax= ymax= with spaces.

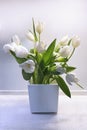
xmin=0 ymin=0 xmax=87 ymax=90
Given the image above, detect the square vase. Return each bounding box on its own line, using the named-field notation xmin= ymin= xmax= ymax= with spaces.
xmin=28 ymin=84 xmax=59 ymax=114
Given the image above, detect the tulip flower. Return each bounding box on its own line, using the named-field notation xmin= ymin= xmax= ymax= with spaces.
xmin=72 ymin=36 xmax=80 ymax=48
xmin=19 ymin=60 xmax=35 ymax=73
xmin=66 ymin=73 xmax=79 ymax=85
xmin=26 ymin=31 xmax=35 ymax=42
xmin=14 ymin=45 xmax=29 ymax=58
xmin=3 ymin=35 xmax=29 ymax=58
xmin=59 ymin=45 xmax=70 ymax=57
xmin=56 ymin=64 xmax=65 ymax=74
xmin=36 ymin=22 xmax=44 ymax=34
xmin=59 ymin=35 xmax=69 ymax=46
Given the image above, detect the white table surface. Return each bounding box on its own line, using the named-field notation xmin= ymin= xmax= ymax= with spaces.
xmin=0 ymin=95 xmax=87 ymax=130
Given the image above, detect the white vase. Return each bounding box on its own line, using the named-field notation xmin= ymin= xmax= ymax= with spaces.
xmin=28 ymin=84 xmax=59 ymax=114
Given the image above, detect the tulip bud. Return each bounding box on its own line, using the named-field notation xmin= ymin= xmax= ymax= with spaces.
xmin=72 ymin=36 xmax=80 ymax=48
xmin=59 ymin=45 xmax=70 ymax=57
xmin=56 ymin=64 xmax=65 ymax=74
xmin=36 ymin=22 xmax=44 ymax=34
xmin=26 ymin=31 xmax=35 ymax=42
xmin=35 ymin=41 xmax=46 ymax=53
xmin=59 ymin=35 xmax=69 ymax=46
xmin=11 ymin=35 xmax=21 ymax=45
xmin=66 ymin=73 xmax=79 ymax=85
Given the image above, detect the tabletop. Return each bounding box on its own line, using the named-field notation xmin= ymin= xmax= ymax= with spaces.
xmin=0 ymin=94 xmax=87 ymax=130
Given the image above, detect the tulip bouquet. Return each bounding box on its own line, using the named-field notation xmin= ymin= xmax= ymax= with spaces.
xmin=3 ymin=19 xmax=83 ymax=98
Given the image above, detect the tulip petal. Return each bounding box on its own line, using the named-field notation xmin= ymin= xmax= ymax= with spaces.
xmin=59 ymin=45 xmax=70 ymax=57
xmin=3 ymin=44 xmax=15 ymax=53
xmin=15 ymin=45 xmax=29 ymax=58
xmin=19 ymin=60 xmax=35 ymax=73
xmin=72 ymin=36 xmax=80 ymax=48
xmin=11 ymin=35 xmax=21 ymax=45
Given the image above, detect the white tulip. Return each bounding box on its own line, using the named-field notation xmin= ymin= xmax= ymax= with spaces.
xmin=26 ymin=31 xmax=35 ymax=42
xmin=10 ymin=42 xmax=18 ymax=49
xmin=35 ymin=41 xmax=46 ymax=53
xmin=59 ymin=45 xmax=70 ymax=57
xmin=3 ymin=44 xmax=15 ymax=53
xmin=66 ymin=73 xmax=79 ymax=85
xmin=59 ymin=35 xmax=69 ymax=46
xmin=56 ymin=64 xmax=65 ymax=74
xmin=3 ymin=40 xmax=29 ymax=58
xmin=15 ymin=45 xmax=29 ymax=58
xmin=72 ymin=36 xmax=80 ymax=48
xmin=19 ymin=60 xmax=35 ymax=73
xmin=36 ymin=22 xmax=44 ymax=34
xmin=11 ymin=35 xmax=21 ymax=45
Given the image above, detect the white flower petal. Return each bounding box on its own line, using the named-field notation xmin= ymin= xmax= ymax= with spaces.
xmin=11 ymin=35 xmax=21 ymax=45
xmin=19 ymin=60 xmax=35 ymax=73
xmin=59 ymin=35 xmax=69 ymax=46
xmin=57 ymin=67 xmax=65 ymax=74
xmin=66 ymin=73 xmax=79 ymax=85
xmin=72 ymin=36 xmax=80 ymax=48
xmin=27 ymin=66 xmax=35 ymax=73
xmin=15 ymin=45 xmax=29 ymax=58
xmin=3 ymin=44 xmax=15 ymax=53
xmin=66 ymin=77 xmax=72 ymax=85
xmin=59 ymin=45 xmax=70 ymax=57
xmin=36 ymin=22 xmax=44 ymax=34
xmin=56 ymin=63 xmax=65 ymax=74
xmin=35 ymin=41 xmax=46 ymax=53
xmin=11 ymin=42 xmax=18 ymax=50
xmin=26 ymin=31 xmax=35 ymax=42
xmin=26 ymin=60 xmax=35 ymax=66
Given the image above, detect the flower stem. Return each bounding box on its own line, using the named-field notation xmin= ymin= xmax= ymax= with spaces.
xmin=68 ymin=48 xmax=75 ymax=60
xmin=39 ymin=34 xmax=40 ymax=43
xmin=76 ymin=82 xmax=84 ymax=89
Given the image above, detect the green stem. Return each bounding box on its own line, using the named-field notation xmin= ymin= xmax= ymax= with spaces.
xmin=42 ymin=75 xmax=51 ymax=84
xmin=76 ymin=82 xmax=84 ymax=89
xmin=68 ymin=48 xmax=75 ymax=60
xmin=39 ymin=34 xmax=40 ymax=43
xmin=32 ymin=72 xmax=36 ymax=84
xmin=49 ymin=77 xmax=56 ymax=84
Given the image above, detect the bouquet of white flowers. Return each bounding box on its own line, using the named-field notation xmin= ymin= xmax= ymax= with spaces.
xmin=3 ymin=19 xmax=83 ymax=98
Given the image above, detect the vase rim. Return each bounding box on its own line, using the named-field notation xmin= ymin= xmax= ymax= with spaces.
xmin=28 ymin=84 xmax=58 ymax=87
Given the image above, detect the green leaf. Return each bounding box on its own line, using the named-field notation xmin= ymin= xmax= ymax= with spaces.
xmin=33 ymin=65 xmax=44 ymax=84
xmin=56 ymin=75 xmax=71 ymax=98
xmin=37 ymin=67 xmax=44 ymax=83
xmin=42 ymin=39 xmax=56 ymax=65
xmin=30 ymin=49 xmax=34 ymax=53
xmin=10 ymin=51 xmax=27 ymax=64
xmin=32 ymin=18 xmax=38 ymax=42
xmin=22 ymin=69 xmax=32 ymax=80
xmin=66 ymin=66 xmax=76 ymax=72
xmin=36 ymin=52 xmax=42 ymax=63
